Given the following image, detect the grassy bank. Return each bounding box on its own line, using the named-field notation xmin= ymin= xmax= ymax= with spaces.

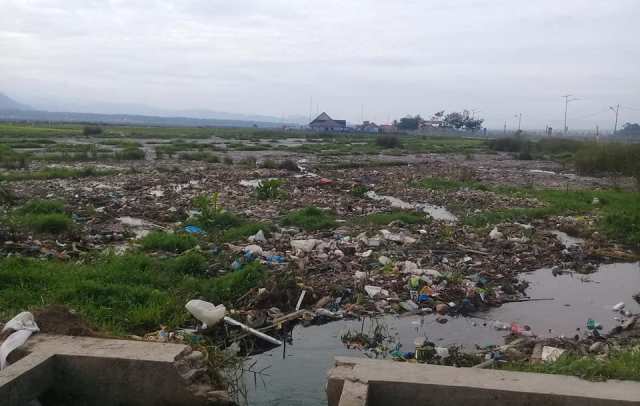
xmin=501 ymin=349 xmax=640 ymax=382
xmin=0 ymin=255 xmax=265 ymax=335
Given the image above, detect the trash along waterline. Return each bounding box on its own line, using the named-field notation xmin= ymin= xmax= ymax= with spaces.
xmin=243 ymin=262 xmax=640 ymax=406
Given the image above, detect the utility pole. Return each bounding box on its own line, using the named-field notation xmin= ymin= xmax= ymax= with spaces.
xmin=515 ymin=113 xmax=522 ymax=131
xmin=562 ymin=94 xmax=578 ymax=135
xmin=609 ymin=104 xmax=620 ymax=135
xmin=503 ymin=120 xmax=507 ymax=135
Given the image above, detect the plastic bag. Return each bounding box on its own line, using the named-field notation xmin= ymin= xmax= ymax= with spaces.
xmin=185 ymin=300 xmax=226 ymax=329
xmin=0 ymin=329 xmax=34 ymax=370
xmin=2 ymin=311 xmax=40 ymax=333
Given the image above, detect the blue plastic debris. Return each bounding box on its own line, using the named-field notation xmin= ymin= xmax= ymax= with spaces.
xmin=184 ymin=225 xmax=205 ymax=235
xmin=265 ymin=255 xmax=286 ymax=264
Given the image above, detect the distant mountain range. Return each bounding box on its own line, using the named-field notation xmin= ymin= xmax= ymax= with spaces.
xmin=0 ymin=92 xmax=305 ymax=128
xmin=0 ymin=93 xmax=32 ymax=111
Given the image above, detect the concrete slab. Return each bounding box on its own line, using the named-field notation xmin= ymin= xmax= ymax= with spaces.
xmin=328 ymin=356 xmax=640 ymax=406
xmin=0 ymin=334 xmax=231 ymax=406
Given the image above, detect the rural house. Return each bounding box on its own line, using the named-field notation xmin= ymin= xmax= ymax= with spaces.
xmin=309 ymin=112 xmax=347 ymax=131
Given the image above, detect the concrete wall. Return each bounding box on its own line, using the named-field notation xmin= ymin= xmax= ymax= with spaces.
xmin=0 ymin=334 xmax=231 ymax=406
xmin=328 ymin=357 xmax=640 ymax=406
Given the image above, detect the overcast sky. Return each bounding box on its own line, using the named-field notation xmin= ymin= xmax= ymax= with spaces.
xmin=1 ymin=0 xmax=639 ymax=130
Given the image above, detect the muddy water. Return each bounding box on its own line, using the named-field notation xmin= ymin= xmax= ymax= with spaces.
xmin=243 ymin=262 xmax=640 ymax=406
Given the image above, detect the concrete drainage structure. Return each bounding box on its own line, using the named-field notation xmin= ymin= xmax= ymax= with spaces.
xmin=327 ymin=357 xmax=640 ymax=406
xmin=0 ymin=334 xmax=231 ymax=406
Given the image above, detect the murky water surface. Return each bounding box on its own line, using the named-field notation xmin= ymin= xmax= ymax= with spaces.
xmin=244 ymin=262 xmax=640 ymax=406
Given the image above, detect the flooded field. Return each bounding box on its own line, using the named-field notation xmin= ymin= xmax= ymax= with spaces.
xmin=1 ymin=124 xmax=640 ymax=405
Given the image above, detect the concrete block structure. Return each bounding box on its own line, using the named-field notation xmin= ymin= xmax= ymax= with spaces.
xmin=0 ymin=334 xmax=231 ymax=405
xmin=327 ymin=356 xmax=640 ymax=406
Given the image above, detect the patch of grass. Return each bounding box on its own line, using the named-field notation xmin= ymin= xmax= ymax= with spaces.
xmin=255 ymin=179 xmax=285 ymax=200
xmin=0 ymin=255 xmax=265 ymax=335
xmin=140 ymin=231 xmax=198 ymax=253
xmin=281 ymin=206 xmax=336 ymax=231
xmin=0 ymin=144 xmax=29 ymax=169
xmin=465 ymin=188 xmax=640 ymax=246
xmin=9 ymin=199 xmax=73 ymax=234
xmin=354 ymin=210 xmax=429 ymax=226
xmin=190 ymin=193 xmax=245 ymax=232
xmin=220 ymin=222 xmax=272 ymax=243
xmin=376 ymin=134 xmax=402 ymax=148
xmin=164 ymin=251 xmax=208 ymax=276
xmin=0 ymin=166 xmax=115 ymax=182
xmin=17 ymin=213 xmax=73 ymax=234
xmin=419 ymin=177 xmax=487 ymax=191
xmin=351 ymin=184 xmax=368 ymax=198
xmin=501 ymin=349 xmax=640 ymax=382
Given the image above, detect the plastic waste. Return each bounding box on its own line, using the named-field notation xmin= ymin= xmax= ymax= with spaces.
xmin=541 ymin=346 xmax=565 ymax=362
xmin=511 ymin=322 xmax=535 ymax=337
xmin=290 ymin=239 xmax=321 ymax=253
xmin=1 ymin=312 xmax=40 ymax=370
xmin=243 ymin=244 xmax=263 ymax=258
xmin=435 ymin=347 xmax=450 ymax=359
xmin=400 ymin=300 xmax=419 ymax=312
xmin=185 ymin=300 xmax=226 ymax=329
xmin=613 ymin=302 xmax=625 ymax=311
xmin=364 ymin=285 xmax=389 ymax=298
xmin=493 ymin=321 xmax=510 ymax=331
xmin=417 ymin=294 xmax=430 ymax=303
xmin=223 ymin=317 xmax=282 ymax=346
xmin=489 ymin=227 xmax=504 ymax=240
xmin=184 ymin=225 xmax=205 ymax=235
xmin=248 ymin=230 xmax=266 ymax=243
xmin=265 ymin=255 xmax=285 ymax=264
xmin=587 ymin=318 xmax=602 ymax=331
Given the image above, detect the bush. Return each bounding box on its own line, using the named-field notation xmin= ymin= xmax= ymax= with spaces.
xmin=279 ymin=159 xmax=300 ymax=172
xmin=375 ymin=134 xmax=401 ymax=148
xmin=281 ymin=206 xmax=336 ymax=230
xmin=115 ymin=146 xmax=145 ymax=160
xmin=0 ymin=144 xmax=29 ymax=169
xmin=18 ymin=213 xmax=73 ymax=234
xmin=141 ymin=231 xmax=198 ymax=253
xmin=261 ymin=159 xmax=278 ymax=169
xmin=83 ymin=125 xmax=103 ymax=136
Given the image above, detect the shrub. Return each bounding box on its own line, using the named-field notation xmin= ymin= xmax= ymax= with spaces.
xmin=279 ymin=159 xmax=300 ymax=172
xmin=281 ymin=206 xmax=336 ymax=230
xmin=141 ymin=231 xmax=198 ymax=253
xmin=20 ymin=213 xmax=72 ymax=234
xmin=83 ymin=125 xmax=103 ymax=136
xmin=375 ymin=134 xmax=401 ymax=148
xmin=261 ymin=159 xmax=278 ymax=169
xmin=191 ymin=193 xmax=243 ymax=231
xmin=115 ymin=146 xmax=145 ymax=160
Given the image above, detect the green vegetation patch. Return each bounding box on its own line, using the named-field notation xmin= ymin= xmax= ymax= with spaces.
xmin=8 ymin=199 xmax=73 ymax=234
xmin=281 ymin=206 xmax=337 ymax=231
xmin=0 ymin=255 xmax=265 ymax=335
xmin=501 ymin=349 xmax=640 ymax=382
xmin=465 ymin=188 xmax=640 ymax=246
xmin=140 ymin=231 xmax=198 ymax=253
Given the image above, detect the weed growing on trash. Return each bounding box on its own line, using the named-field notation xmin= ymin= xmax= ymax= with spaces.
xmin=281 ymin=206 xmax=336 ymax=231
xmin=8 ymin=199 xmax=73 ymax=234
xmin=141 ymin=231 xmax=198 ymax=253
xmin=255 ymin=179 xmax=285 ymax=200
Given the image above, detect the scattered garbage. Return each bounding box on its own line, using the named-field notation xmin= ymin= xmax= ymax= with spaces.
xmin=184 ymin=225 xmax=205 ymax=235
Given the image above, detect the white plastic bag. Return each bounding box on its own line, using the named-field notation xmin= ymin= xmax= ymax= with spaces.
xmin=185 ymin=300 xmax=226 ymax=329
xmin=2 ymin=311 xmax=39 ymax=333
xmin=0 ymin=330 xmax=34 ymax=370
